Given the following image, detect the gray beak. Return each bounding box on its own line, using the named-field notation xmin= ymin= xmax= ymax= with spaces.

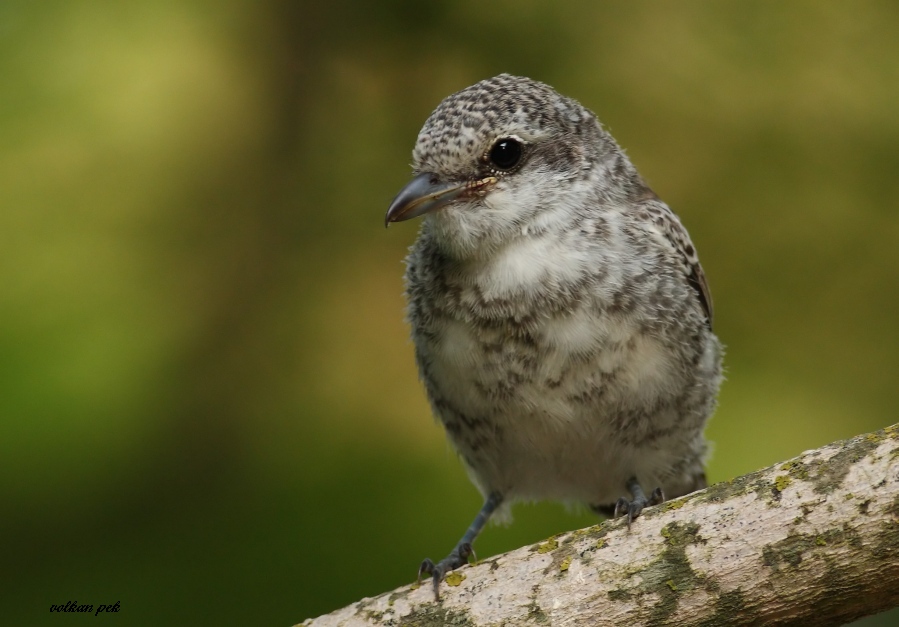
xmin=385 ymin=173 xmax=496 ymax=227
xmin=384 ymin=173 xmax=467 ymax=227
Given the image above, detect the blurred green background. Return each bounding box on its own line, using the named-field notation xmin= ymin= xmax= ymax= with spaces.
xmin=2 ymin=1 xmax=897 ymax=625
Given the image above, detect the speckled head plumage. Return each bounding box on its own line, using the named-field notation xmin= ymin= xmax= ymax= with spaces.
xmin=411 ymin=74 xmax=607 ymax=180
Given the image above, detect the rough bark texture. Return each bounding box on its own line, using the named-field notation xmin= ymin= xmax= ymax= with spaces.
xmin=300 ymin=424 xmax=899 ymax=626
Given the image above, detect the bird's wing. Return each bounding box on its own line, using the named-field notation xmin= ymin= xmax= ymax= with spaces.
xmin=633 ymin=187 xmax=714 ymax=330
xmin=686 ymin=262 xmax=713 ymax=330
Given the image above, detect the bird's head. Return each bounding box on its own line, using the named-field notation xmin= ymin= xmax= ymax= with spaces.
xmin=385 ymin=74 xmax=633 ymax=259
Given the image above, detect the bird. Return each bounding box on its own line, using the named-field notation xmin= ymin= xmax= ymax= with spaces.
xmin=385 ymin=74 xmax=722 ymax=599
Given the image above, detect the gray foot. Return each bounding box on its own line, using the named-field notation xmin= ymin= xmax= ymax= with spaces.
xmin=614 ymin=486 xmax=664 ymax=527
xmin=591 ymin=478 xmax=665 ymax=527
xmin=418 ymin=542 xmax=474 ymax=600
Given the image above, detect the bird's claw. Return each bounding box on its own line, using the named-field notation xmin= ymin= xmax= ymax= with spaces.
xmin=417 ymin=542 xmax=474 ymax=600
xmin=614 ymin=486 xmax=664 ymax=527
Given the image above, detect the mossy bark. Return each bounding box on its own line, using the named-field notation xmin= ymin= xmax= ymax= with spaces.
xmin=301 ymin=424 xmax=899 ymax=626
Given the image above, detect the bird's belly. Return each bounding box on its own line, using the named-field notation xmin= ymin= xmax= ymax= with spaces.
xmin=423 ymin=312 xmax=694 ymax=503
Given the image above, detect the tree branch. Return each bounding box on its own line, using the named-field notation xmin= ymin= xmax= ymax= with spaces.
xmin=300 ymin=424 xmax=899 ymax=626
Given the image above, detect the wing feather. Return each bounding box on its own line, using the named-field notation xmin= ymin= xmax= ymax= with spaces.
xmin=631 ymin=186 xmax=713 ymax=329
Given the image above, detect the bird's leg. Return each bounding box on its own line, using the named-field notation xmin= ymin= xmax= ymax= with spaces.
xmin=613 ymin=477 xmax=664 ymax=527
xmin=418 ymin=492 xmax=502 ymax=600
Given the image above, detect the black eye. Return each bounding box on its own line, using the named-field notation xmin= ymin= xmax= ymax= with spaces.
xmin=488 ymin=138 xmax=523 ymax=171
